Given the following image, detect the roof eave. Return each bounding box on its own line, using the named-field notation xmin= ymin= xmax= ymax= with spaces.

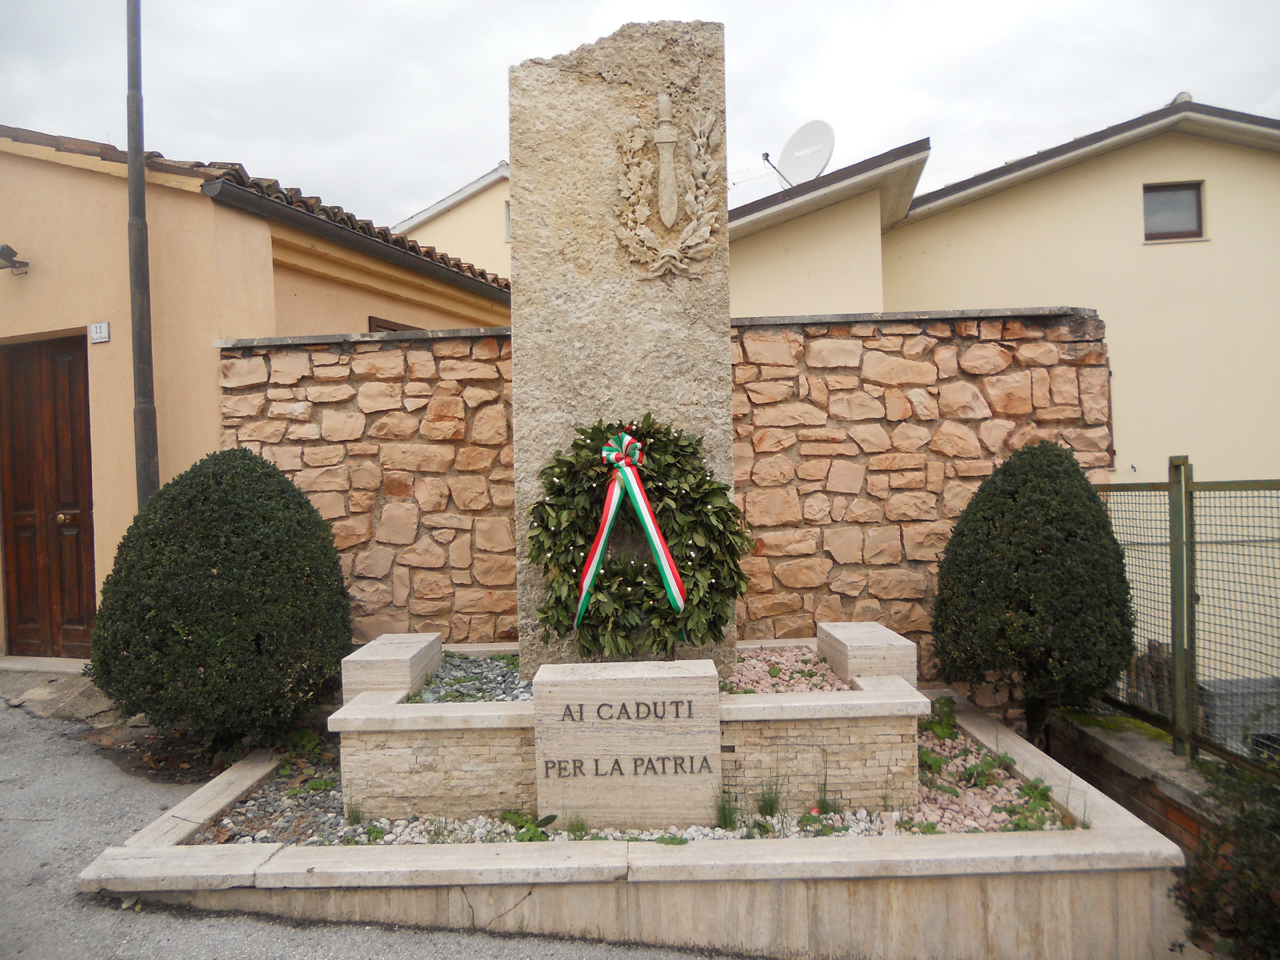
xmin=902 ymin=107 xmax=1280 ymax=226
xmin=728 ymin=143 xmax=930 ymax=242
xmin=392 ymin=162 xmax=511 ymax=235
xmin=204 ymin=179 xmax=511 ymax=307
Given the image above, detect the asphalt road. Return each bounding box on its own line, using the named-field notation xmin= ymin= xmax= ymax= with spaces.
xmin=0 ymin=701 xmax=730 ymax=960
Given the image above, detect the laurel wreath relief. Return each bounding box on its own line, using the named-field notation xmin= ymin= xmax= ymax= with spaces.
xmin=615 ymin=108 xmax=722 ymax=279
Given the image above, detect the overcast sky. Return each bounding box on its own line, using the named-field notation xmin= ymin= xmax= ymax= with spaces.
xmin=5 ymin=0 xmax=1278 ymax=232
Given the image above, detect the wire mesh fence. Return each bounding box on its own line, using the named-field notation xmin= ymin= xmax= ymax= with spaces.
xmin=1099 ymin=487 xmax=1172 ymax=719
xmin=1097 ymin=472 xmax=1280 ymax=769
xmin=1189 ymin=487 xmax=1280 ymax=762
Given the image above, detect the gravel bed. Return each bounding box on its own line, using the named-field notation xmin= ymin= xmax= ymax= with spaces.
xmin=724 ymin=648 xmax=851 ymax=693
xmin=408 ymin=652 xmax=531 ymax=703
xmin=192 ymin=753 xmax=344 ymax=846
xmin=197 ymin=694 xmax=1068 ymax=846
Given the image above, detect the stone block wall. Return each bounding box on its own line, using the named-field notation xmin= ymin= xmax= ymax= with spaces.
xmin=217 ymin=308 xmax=1111 ymax=668
xmin=218 ymin=331 xmax=517 ymax=644
xmin=340 ymin=727 xmax=537 ymax=820
xmin=720 ymin=715 xmax=917 ymax=813
xmin=729 ymin=310 xmax=1111 ymax=678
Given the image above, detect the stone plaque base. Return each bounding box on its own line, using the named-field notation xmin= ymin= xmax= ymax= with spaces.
xmin=533 ymin=660 xmax=720 ymax=829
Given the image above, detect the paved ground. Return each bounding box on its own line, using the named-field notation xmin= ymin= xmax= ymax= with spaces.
xmin=0 ymin=686 xmax=729 ymax=960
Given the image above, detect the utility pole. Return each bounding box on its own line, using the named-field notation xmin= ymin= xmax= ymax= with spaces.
xmin=127 ymin=0 xmax=160 ymax=509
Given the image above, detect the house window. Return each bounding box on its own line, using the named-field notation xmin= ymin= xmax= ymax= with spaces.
xmin=1143 ymin=182 xmax=1202 ymax=240
xmin=504 ymin=201 xmax=511 ymax=243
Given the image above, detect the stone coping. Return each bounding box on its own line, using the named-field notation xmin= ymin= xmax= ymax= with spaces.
xmin=329 ymin=693 xmax=532 ymax=732
xmin=442 ymin=642 xmax=520 ymax=657
xmin=720 ymin=680 xmax=930 ymax=721
xmin=328 ymin=682 xmax=931 ymax=732
xmin=730 ymin=306 xmax=1099 ymax=329
xmin=213 ymin=326 xmax=510 ymax=349
xmin=123 ymin=749 xmax=278 ymax=848
xmin=212 ymin=307 xmax=1099 ymax=351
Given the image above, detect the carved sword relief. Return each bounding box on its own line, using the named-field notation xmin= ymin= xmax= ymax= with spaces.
xmin=655 ymin=94 xmax=679 ymax=229
xmin=615 ymin=94 xmax=722 ymax=279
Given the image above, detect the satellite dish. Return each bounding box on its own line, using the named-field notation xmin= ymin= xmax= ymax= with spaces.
xmin=775 ymin=120 xmax=835 ymax=188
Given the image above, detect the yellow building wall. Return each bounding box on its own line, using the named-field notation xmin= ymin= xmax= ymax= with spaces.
xmin=1 ymin=143 xmax=514 ymax=655
xmin=402 ymin=178 xmax=512 ymax=280
xmin=729 ymin=190 xmax=884 ymax=318
xmin=882 ymin=132 xmax=1280 ymax=481
xmin=0 ymin=151 xmax=275 ymax=646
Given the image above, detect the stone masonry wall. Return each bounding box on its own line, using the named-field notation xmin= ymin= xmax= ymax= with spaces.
xmin=340 ymin=727 xmax=537 ymax=820
xmin=720 ymin=715 xmax=917 ymax=813
xmin=218 ymin=331 xmax=517 ymax=644
xmin=729 ymin=310 xmax=1111 ymax=679
xmin=217 ymin=309 xmax=1111 ymax=674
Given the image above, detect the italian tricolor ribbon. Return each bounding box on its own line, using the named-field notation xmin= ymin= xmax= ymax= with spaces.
xmin=575 ymin=433 xmax=687 ymax=627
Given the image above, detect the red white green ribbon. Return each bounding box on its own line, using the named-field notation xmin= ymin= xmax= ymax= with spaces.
xmin=575 ymin=432 xmax=687 ymax=627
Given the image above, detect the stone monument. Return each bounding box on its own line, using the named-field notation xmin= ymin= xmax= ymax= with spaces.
xmin=509 ymin=22 xmax=733 ymax=675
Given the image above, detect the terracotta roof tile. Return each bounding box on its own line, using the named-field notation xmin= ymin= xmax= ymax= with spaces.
xmin=0 ymin=124 xmax=509 ymax=292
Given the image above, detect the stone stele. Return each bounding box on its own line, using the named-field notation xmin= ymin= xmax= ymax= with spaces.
xmin=510 ymin=21 xmax=734 ymax=677
xmin=533 ymin=660 xmax=721 ymax=829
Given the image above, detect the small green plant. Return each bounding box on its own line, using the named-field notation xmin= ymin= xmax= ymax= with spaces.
xmin=715 ymin=788 xmax=739 ymax=830
xmin=958 ymin=751 xmax=1015 ymax=789
xmin=918 ymin=746 xmax=946 ymax=775
xmin=285 ymin=788 xmax=305 ymax=799
xmin=653 ymin=835 xmax=688 ymax=845
xmin=565 ymin=814 xmax=590 ymax=841
xmin=306 ymin=778 xmax=334 ymax=792
xmin=489 ymin=653 xmax=520 ymax=672
xmin=815 ymin=772 xmax=843 ymax=816
xmin=501 ymin=809 xmax=557 ymax=842
xmin=919 ymin=696 xmax=958 ymax=740
xmin=366 ymin=824 xmax=386 ymax=842
xmin=751 ymin=818 xmax=774 ymax=836
xmin=1177 ymin=759 xmax=1280 ymax=958
xmin=767 ymin=665 xmax=781 ymax=678
xmin=346 ymin=805 xmax=363 ymax=826
xmin=755 ymin=778 xmax=783 ymax=817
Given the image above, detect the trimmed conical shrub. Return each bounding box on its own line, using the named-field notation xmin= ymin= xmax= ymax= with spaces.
xmin=933 ymin=441 xmax=1134 ymax=744
xmin=88 ymin=449 xmax=350 ymax=748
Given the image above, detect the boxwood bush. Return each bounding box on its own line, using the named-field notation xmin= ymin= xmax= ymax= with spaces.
xmin=932 ymin=441 xmax=1134 ymax=744
xmin=87 ymin=449 xmax=350 ymax=749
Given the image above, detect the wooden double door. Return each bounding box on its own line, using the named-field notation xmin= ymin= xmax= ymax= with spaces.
xmin=1 ymin=336 xmax=96 ymax=658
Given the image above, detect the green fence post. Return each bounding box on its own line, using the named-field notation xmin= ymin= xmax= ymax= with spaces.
xmin=1168 ymin=456 xmax=1192 ymax=756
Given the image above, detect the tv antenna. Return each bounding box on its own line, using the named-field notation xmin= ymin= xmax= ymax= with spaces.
xmin=764 ymin=120 xmax=835 ymax=189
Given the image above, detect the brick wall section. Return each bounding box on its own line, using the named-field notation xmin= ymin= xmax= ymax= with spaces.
xmin=729 ymin=311 xmax=1111 ymax=678
xmin=340 ymin=728 xmax=537 ymax=820
xmin=1046 ymin=715 xmax=1213 ymax=854
xmin=720 ymin=716 xmax=917 ymax=813
xmin=217 ymin=309 xmax=1111 ymax=662
xmin=341 ymin=714 xmax=915 ymax=821
xmin=218 ymin=332 xmax=517 ymax=644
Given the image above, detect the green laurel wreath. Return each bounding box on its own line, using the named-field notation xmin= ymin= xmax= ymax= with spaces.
xmin=527 ymin=414 xmax=752 ymax=659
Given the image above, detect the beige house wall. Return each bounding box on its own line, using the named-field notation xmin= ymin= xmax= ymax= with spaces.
xmin=729 ymin=190 xmax=884 ymax=318
xmin=882 ymin=132 xmax=1280 ymax=481
xmin=1 ymin=140 xmax=511 ymax=654
xmin=401 ymin=178 xmax=512 ymax=280
xmin=0 ymin=150 xmax=277 ymax=607
xmin=272 ymin=265 xmax=505 ymax=337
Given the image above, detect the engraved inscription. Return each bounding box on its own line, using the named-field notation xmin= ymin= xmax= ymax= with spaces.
xmin=533 ymin=661 xmax=721 ymax=828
